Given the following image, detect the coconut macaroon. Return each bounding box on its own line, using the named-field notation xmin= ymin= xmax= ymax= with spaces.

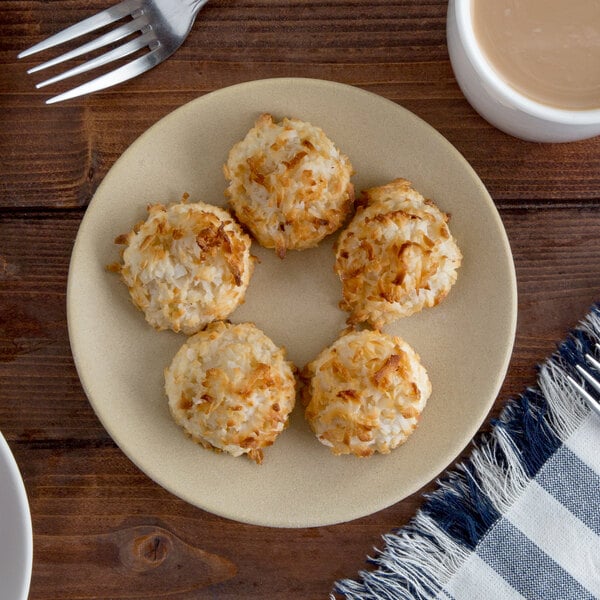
xmin=334 ymin=178 xmax=462 ymax=329
xmin=302 ymin=329 xmax=431 ymax=457
xmin=165 ymin=321 xmax=296 ymax=464
xmin=112 ymin=197 xmax=254 ymax=335
xmin=224 ymin=113 xmax=354 ymax=258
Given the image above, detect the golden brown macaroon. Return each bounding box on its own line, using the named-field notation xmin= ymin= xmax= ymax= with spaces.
xmin=334 ymin=178 xmax=462 ymax=329
xmin=224 ymin=114 xmax=354 ymax=258
xmin=302 ymin=329 xmax=431 ymax=457
xmin=112 ymin=197 xmax=254 ymax=335
xmin=165 ymin=321 xmax=297 ymax=464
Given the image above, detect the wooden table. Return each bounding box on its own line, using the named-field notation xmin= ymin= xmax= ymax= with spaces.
xmin=1 ymin=2 xmax=599 ymax=598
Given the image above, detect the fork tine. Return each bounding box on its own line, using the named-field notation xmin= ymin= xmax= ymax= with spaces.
xmin=567 ymin=374 xmax=600 ymax=418
xmin=36 ymin=31 xmax=156 ymax=89
xmin=45 ymin=49 xmax=163 ymax=104
xmin=576 ymin=363 xmax=600 ymax=395
xmin=587 ymin=349 xmax=600 ymax=372
xmin=17 ymin=0 xmax=144 ymax=59
xmin=27 ymin=14 xmax=151 ymax=75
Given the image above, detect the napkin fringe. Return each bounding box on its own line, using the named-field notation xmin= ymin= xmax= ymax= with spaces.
xmin=333 ymin=303 xmax=600 ymax=600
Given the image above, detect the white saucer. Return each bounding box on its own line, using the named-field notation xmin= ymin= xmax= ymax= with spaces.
xmin=0 ymin=433 xmax=33 ymax=600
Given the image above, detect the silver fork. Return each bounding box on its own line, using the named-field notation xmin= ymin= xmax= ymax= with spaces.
xmin=18 ymin=0 xmax=208 ymax=104
xmin=567 ymin=343 xmax=600 ymax=419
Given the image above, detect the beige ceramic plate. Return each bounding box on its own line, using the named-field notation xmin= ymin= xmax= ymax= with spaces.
xmin=68 ymin=78 xmax=517 ymax=528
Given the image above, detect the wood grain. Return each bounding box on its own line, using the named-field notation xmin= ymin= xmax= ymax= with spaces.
xmin=35 ymin=523 xmax=238 ymax=598
xmin=1 ymin=1 xmax=600 ymax=598
xmin=2 ymin=2 xmax=599 ymax=209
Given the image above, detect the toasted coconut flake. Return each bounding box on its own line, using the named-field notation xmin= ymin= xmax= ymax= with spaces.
xmin=165 ymin=321 xmax=297 ymax=464
xmin=113 ymin=198 xmax=255 ymax=335
xmin=224 ymin=114 xmax=354 ymax=256
xmin=302 ymin=329 xmax=431 ymax=457
xmin=334 ymin=178 xmax=462 ymax=328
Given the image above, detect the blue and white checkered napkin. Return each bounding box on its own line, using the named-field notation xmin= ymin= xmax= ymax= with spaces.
xmin=334 ymin=305 xmax=600 ymax=600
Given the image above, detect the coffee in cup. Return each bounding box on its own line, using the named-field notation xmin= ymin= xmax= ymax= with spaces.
xmin=472 ymin=0 xmax=600 ymax=112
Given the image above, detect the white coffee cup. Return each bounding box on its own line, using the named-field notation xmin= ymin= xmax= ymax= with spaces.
xmin=446 ymin=0 xmax=600 ymax=143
